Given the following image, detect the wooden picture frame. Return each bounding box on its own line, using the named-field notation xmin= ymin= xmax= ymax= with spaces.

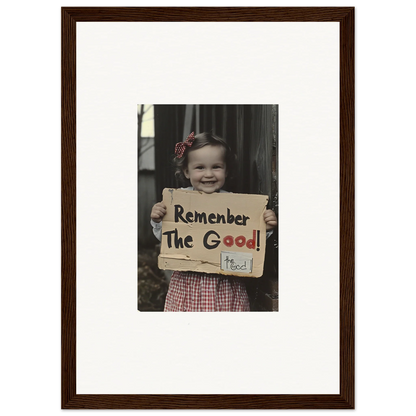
xmin=62 ymin=7 xmax=354 ymax=409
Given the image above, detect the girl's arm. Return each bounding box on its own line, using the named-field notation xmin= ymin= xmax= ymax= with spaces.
xmin=150 ymin=202 xmax=167 ymax=241
xmin=150 ymin=219 xmax=162 ymax=241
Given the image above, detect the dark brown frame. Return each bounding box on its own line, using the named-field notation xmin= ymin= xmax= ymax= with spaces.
xmin=62 ymin=7 xmax=354 ymax=409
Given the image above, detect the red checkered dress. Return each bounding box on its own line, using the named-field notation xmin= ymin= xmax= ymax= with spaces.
xmin=164 ymin=271 xmax=250 ymax=312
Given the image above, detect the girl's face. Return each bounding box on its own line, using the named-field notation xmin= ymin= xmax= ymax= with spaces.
xmin=184 ymin=145 xmax=227 ymax=194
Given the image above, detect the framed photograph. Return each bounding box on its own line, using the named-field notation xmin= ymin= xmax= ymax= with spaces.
xmin=62 ymin=7 xmax=354 ymax=409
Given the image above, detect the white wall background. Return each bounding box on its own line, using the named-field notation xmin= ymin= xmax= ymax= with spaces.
xmin=77 ymin=21 xmax=340 ymax=395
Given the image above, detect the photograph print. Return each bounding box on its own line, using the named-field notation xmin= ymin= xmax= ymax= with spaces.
xmin=138 ymin=105 xmax=278 ymax=312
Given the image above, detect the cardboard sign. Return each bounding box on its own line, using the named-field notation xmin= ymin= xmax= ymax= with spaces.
xmin=158 ymin=188 xmax=268 ymax=278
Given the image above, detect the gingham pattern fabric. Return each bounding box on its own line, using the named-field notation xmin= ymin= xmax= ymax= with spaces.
xmin=164 ymin=271 xmax=250 ymax=312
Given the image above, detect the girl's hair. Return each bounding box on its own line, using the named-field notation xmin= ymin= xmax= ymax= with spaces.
xmin=174 ymin=132 xmax=236 ymax=187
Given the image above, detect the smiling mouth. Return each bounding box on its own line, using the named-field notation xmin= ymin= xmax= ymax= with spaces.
xmin=202 ymin=181 xmax=216 ymax=185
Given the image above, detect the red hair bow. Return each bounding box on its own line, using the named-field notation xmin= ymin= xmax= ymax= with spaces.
xmin=175 ymin=132 xmax=195 ymax=158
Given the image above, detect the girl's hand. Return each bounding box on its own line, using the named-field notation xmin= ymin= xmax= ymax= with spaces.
xmin=151 ymin=202 xmax=167 ymax=223
xmin=264 ymin=209 xmax=277 ymax=231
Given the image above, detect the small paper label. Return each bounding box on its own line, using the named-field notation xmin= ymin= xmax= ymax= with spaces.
xmin=220 ymin=251 xmax=253 ymax=274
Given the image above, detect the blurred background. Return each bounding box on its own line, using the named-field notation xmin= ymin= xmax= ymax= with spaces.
xmin=138 ymin=104 xmax=278 ymax=311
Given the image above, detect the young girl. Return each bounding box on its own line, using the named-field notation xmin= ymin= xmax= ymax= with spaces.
xmin=150 ymin=132 xmax=277 ymax=312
